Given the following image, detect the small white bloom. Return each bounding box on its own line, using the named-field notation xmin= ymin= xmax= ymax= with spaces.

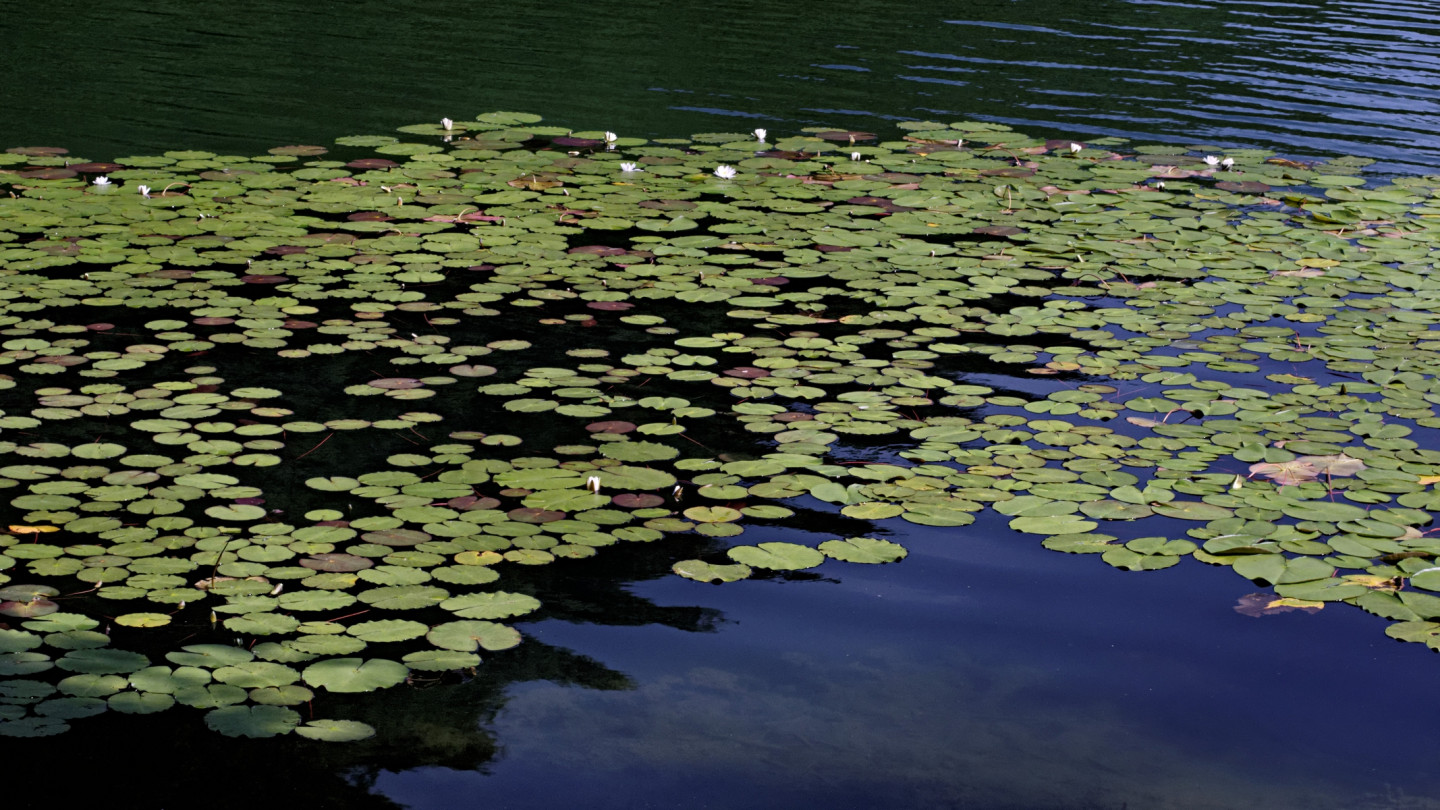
xmin=672 ymin=485 xmax=683 ymax=500
xmin=1231 ymin=474 xmax=1244 ymax=490
xmin=93 ymin=176 xmax=111 ymax=186
xmin=1221 ymin=157 xmax=1234 ymax=169
xmin=1069 ymin=142 xmax=1082 ymax=154
xmin=1204 ymin=155 xmax=1220 ymax=167
xmin=586 ymin=475 xmax=602 ymax=494
xmin=713 ymin=165 xmax=737 ymax=180
xmin=138 ymin=184 xmax=151 ymax=198
xmin=754 ymin=128 xmax=767 ymax=142
xmin=620 ymin=161 xmax=641 ymax=173
xmin=604 ymin=131 xmax=618 ymax=143
xmin=1155 ymin=181 xmax=1166 ymax=190
xmin=441 ymin=117 xmax=453 ymax=131
xmin=850 ymin=152 xmax=862 ymax=161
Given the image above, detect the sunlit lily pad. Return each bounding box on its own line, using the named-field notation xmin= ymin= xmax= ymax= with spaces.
xmin=427 ymin=620 xmax=522 ymax=652
xmin=727 ymin=543 xmax=824 ymax=570
xmin=301 ymin=658 xmax=408 ymax=693
xmin=818 ymin=537 xmax=907 ymax=564
xmin=672 ymin=560 xmax=753 ymax=583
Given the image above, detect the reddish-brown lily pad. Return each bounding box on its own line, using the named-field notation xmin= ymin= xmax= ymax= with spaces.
xmin=300 ymin=553 xmax=375 ymax=572
xmin=586 ymin=421 xmax=636 ymax=434
xmin=773 ymin=411 xmax=814 ymax=422
xmin=1216 ymin=181 xmax=1273 ymax=193
xmin=68 ymin=162 xmax=126 ymax=173
xmin=367 ymin=378 xmax=425 ymax=390
xmin=974 ymin=225 xmax=1026 ymax=236
xmin=507 ymin=508 xmax=564 ymax=524
xmin=448 ymin=496 xmax=501 ymax=511
xmin=360 ymin=529 xmax=430 ymax=547
xmin=817 ymin=130 xmax=877 ymax=142
xmin=347 ymin=158 xmax=399 ymax=170
xmin=0 ymin=600 xmax=59 ymax=618
xmin=613 ymin=493 xmax=664 ymax=508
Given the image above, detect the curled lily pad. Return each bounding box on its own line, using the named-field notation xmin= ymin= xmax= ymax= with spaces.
xmin=673 ymin=560 xmax=752 ymax=583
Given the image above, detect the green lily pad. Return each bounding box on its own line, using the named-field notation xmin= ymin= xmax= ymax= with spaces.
xmin=427 ymin=620 xmax=522 ymax=652
xmin=818 ymin=537 xmax=907 ymax=564
xmin=402 ymin=649 xmax=482 ymax=671
xmin=727 ymin=542 xmax=824 ymax=570
xmin=205 ymin=705 xmax=301 ymax=738
xmin=295 ymin=718 xmax=376 ymax=742
xmin=438 ymin=591 xmax=542 ymax=619
xmin=302 ymin=658 xmax=409 ymax=693
xmin=673 ymin=560 xmax=753 ymax=583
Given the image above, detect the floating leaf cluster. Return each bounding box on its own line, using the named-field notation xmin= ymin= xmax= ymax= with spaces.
xmin=1 ymin=110 xmax=1439 ymax=738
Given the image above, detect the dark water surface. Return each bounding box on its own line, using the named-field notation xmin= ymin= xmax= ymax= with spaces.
xmin=7 ymin=2 xmax=1440 ymax=808
xmin=5 ymin=0 xmax=1440 ymax=172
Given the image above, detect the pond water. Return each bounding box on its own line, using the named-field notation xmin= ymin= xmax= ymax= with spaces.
xmin=6 ymin=0 xmax=1440 ymax=173
xmin=6 ymin=3 xmax=1440 ymax=809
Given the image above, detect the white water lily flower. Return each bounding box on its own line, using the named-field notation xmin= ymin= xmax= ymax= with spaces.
xmin=713 ymin=165 xmax=737 ymax=179
xmin=1204 ymin=155 xmax=1220 ymax=167
xmin=1221 ymin=157 xmax=1234 ymax=169
xmin=586 ymin=475 xmax=602 ymax=494
xmin=441 ymin=117 xmax=453 ymax=131
xmin=1069 ymin=142 xmax=1082 ymax=154
xmin=754 ymin=128 xmax=767 ymax=142
xmin=93 ymin=176 xmax=111 ymax=186
xmin=1155 ymin=181 xmax=1166 ymax=190
xmin=620 ymin=161 xmax=641 ymax=173
xmin=851 ymin=152 xmax=862 ymax=161
xmin=604 ymin=131 xmax=618 ymax=143
xmin=138 ymin=185 xmax=151 ymax=198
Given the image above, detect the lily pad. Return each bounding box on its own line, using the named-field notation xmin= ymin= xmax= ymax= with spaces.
xmin=301 ymin=658 xmax=409 ymax=693
xmin=426 ymin=620 xmax=522 ymax=652
xmin=727 ymin=542 xmax=825 ymax=570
